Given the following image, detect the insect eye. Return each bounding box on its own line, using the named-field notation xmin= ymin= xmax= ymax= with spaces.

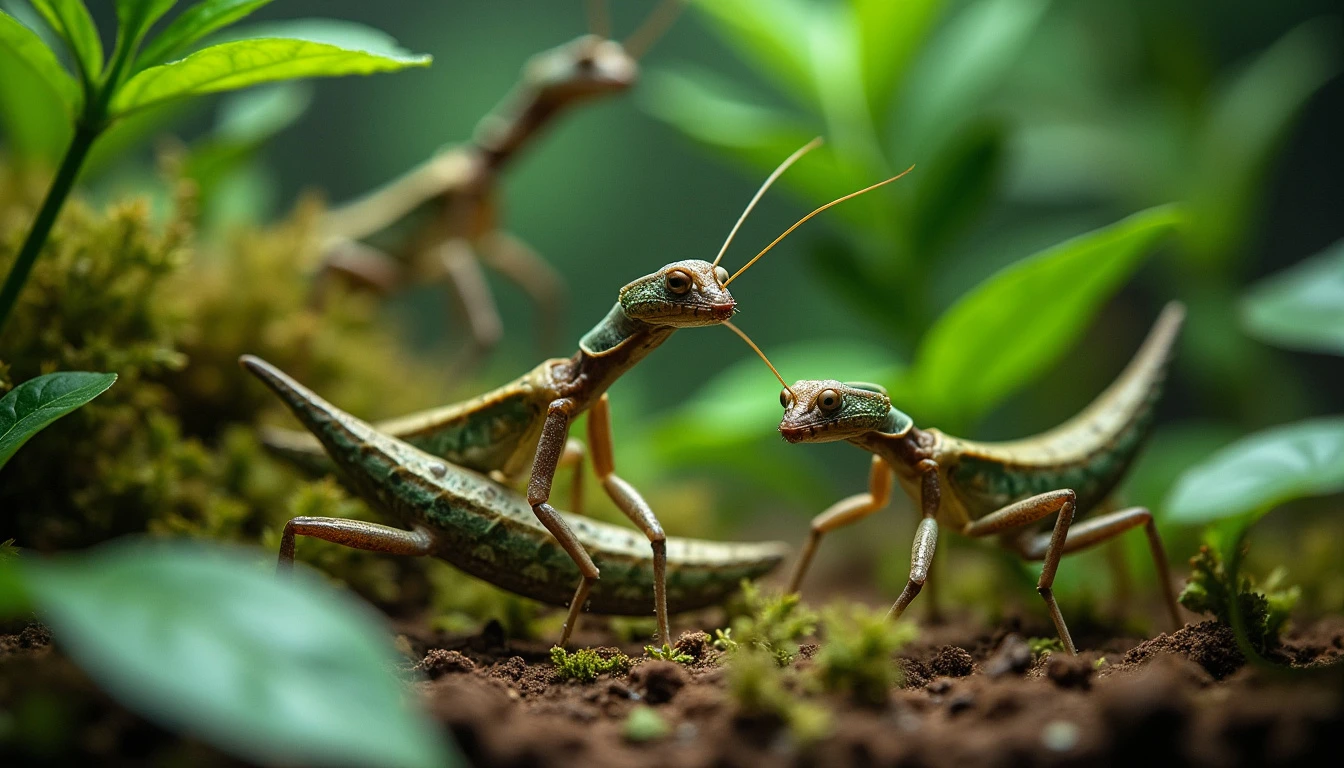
xmin=665 ymin=269 xmax=693 ymax=294
xmin=817 ymin=389 xmax=842 ymax=412
xmin=714 ymin=266 xmax=730 ymax=285
xmin=780 ymin=388 xmax=793 ymax=408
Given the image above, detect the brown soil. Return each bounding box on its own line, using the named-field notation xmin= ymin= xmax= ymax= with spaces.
xmin=3 ymin=614 xmax=1342 ymax=767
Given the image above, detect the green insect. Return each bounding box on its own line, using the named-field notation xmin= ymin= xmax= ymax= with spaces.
xmin=314 ymin=0 xmax=684 ymax=365
xmin=755 ymin=303 xmax=1187 ymax=654
xmin=240 ymin=355 xmax=788 ymax=620
xmin=262 ymin=140 xmax=911 ymax=646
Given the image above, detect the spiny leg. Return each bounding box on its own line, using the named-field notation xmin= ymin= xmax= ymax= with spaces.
xmin=888 ymin=459 xmax=942 ymax=620
xmin=480 ymin=231 xmax=567 ymax=356
xmin=787 ymin=454 xmax=892 ymax=594
xmin=528 ymin=398 xmax=600 ymax=647
xmin=435 ymin=238 xmax=504 ymax=368
xmin=587 ymin=394 xmax=670 ymax=647
xmin=1017 ymin=506 xmax=1182 ymax=631
xmin=963 ymin=489 xmax=1078 ymax=654
xmin=277 ymin=517 xmax=434 ymax=575
xmin=310 ymin=238 xmax=403 ymax=309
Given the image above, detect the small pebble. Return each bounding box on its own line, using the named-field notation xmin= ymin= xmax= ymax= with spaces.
xmin=1042 ymin=719 xmax=1080 ymax=752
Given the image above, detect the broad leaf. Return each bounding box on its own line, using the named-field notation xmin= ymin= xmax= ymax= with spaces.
xmin=30 ymin=0 xmax=102 ymax=85
xmin=0 ymin=371 xmax=116 ymax=470
xmin=901 ymin=205 xmax=1183 ymax=429
xmin=135 ymin=0 xmax=276 ymax=69
xmin=854 ymin=0 xmax=946 ymax=121
xmin=20 ymin=539 xmax=459 ymax=768
xmin=114 ymin=0 xmax=177 ymax=53
xmin=910 ymin=118 xmax=1006 ymax=255
xmin=1241 ymin=238 xmax=1344 ymax=356
xmin=0 ymin=38 xmax=72 ymax=162
xmin=690 ymin=0 xmax=817 ymax=109
xmin=1166 ymin=417 xmax=1344 ymax=525
xmin=0 ymin=8 xmax=80 ymax=114
xmin=111 ymin=31 xmax=431 ymax=116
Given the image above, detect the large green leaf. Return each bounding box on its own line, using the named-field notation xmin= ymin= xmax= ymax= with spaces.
xmin=689 ymin=0 xmax=817 ymax=109
xmin=114 ymin=0 xmax=177 ymax=52
xmin=900 ymin=205 xmax=1183 ymax=429
xmin=30 ymin=0 xmax=102 ymax=85
xmin=110 ymin=29 xmax=431 ymax=116
xmin=853 ymin=0 xmax=946 ymax=121
xmin=1241 ymin=238 xmax=1344 ymax=356
xmin=0 ymin=371 xmax=116 ymax=470
xmin=135 ymin=0 xmax=276 ymax=69
xmin=1184 ymin=20 xmax=1338 ymax=266
xmin=0 ymin=38 xmax=72 ymax=162
xmin=20 ymin=539 xmax=459 ymax=768
xmin=0 ymin=8 xmax=80 ymax=114
xmin=1166 ymin=418 xmax=1344 ymax=526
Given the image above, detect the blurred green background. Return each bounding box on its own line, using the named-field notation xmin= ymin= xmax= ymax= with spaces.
xmin=3 ymin=0 xmax=1342 ymax=624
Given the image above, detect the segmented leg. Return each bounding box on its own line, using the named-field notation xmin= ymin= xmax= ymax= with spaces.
xmin=435 ymin=239 xmax=504 ymax=364
xmin=528 ymin=398 xmax=600 ymax=647
xmin=587 ymin=394 xmax=671 ymax=646
xmin=310 ymin=238 xmax=403 ymax=308
xmin=888 ymin=459 xmax=941 ymax=620
xmin=277 ymin=517 xmax=434 ymax=575
xmin=1016 ymin=506 xmax=1182 ymax=631
xmin=963 ymin=489 xmax=1078 ymax=654
xmin=787 ymin=454 xmax=892 ymax=593
xmin=480 ymin=231 xmax=567 ymax=355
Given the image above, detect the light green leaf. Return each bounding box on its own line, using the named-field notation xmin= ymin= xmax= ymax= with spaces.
xmin=135 ymin=0 xmax=275 ymax=69
xmin=0 ymin=38 xmax=73 ymax=162
xmin=30 ymin=0 xmax=102 ymax=85
xmin=902 ymin=205 xmax=1183 ymax=428
xmin=114 ymin=0 xmax=177 ymax=52
xmin=689 ymin=0 xmax=817 ymax=108
xmin=110 ymin=31 xmax=431 ymax=116
xmin=0 ymin=8 xmax=80 ymax=114
xmin=0 ymin=371 xmax=116 ymax=470
xmin=1241 ymin=238 xmax=1344 ymax=356
xmin=21 ymin=539 xmax=459 ymax=768
xmin=1185 ymin=20 xmax=1338 ymax=265
xmin=1166 ymin=418 xmax=1344 ymax=525
xmin=853 ymin=0 xmax=946 ymax=121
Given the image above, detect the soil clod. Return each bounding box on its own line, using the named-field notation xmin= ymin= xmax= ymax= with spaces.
xmin=985 ymin=633 xmax=1033 ymax=678
xmin=630 ymin=660 xmax=687 ymax=704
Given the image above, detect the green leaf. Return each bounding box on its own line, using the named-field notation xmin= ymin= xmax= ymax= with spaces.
xmin=135 ymin=0 xmax=276 ymax=69
xmin=110 ymin=28 xmax=431 ymax=117
xmin=1166 ymin=417 xmax=1344 ymax=526
xmin=901 ymin=205 xmax=1183 ymax=428
xmin=853 ymin=0 xmax=946 ymax=121
xmin=1241 ymin=238 xmax=1344 ymax=356
xmin=0 ymin=371 xmax=116 ymax=470
xmin=114 ymin=0 xmax=177 ymax=52
xmin=689 ymin=0 xmax=817 ymax=108
xmin=0 ymin=8 xmax=80 ymax=114
xmin=1184 ymin=20 xmax=1339 ymax=266
xmin=30 ymin=0 xmax=102 ymax=85
xmin=21 ymin=539 xmax=459 ymax=768
xmin=910 ymin=119 xmax=1006 ymax=255
xmin=0 ymin=37 xmax=72 ymax=162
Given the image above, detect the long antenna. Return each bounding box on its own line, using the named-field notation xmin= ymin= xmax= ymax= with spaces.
xmin=624 ymin=0 xmax=685 ymax=59
xmin=725 ymin=164 xmax=916 ymax=286
xmin=712 ymin=136 xmax=824 ymax=268
xmin=586 ymin=0 xmax=610 ymax=38
xmin=724 ymin=321 xmax=794 ymax=401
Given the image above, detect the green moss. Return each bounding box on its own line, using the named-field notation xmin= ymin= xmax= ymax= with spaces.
xmin=726 ymin=647 xmax=831 ymax=744
xmin=550 ymin=646 xmax=633 ymax=683
xmin=813 ymin=604 xmax=916 ymax=706
xmin=1027 ymin=637 xmax=1064 ymax=657
xmin=644 ymin=643 xmax=692 ymax=663
xmin=1180 ymin=544 xmax=1300 ymax=653
xmin=717 ymin=580 xmax=818 ymax=666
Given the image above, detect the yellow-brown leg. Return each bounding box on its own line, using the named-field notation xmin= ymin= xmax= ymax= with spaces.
xmin=587 ymin=394 xmax=671 ymax=647
xmin=277 ymin=517 xmax=434 ymax=575
xmin=556 ymin=437 xmax=587 ymax=516
xmin=435 ymin=239 xmax=504 ymax=365
xmin=963 ymin=489 xmax=1078 ymax=654
xmin=310 ymin=238 xmax=403 ymax=308
xmin=480 ymin=231 xmax=567 ymax=356
xmin=1017 ymin=506 xmax=1182 ymax=631
xmin=787 ymin=454 xmax=892 ymax=594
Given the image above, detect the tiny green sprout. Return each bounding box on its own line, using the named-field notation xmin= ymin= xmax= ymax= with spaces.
xmin=712 ymin=627 xmax=738 ymax=653
xmin=1180 ymin=545 xmax=1301 ymax=654
xmin=1028 ymin=637 xmax=1065 ymax=658
xmin=1093 ymin=657 xmax=1108 ymax=670
xmin=726 ymin=580 xmax=818 ymax=666
xmin=645 ymin=643 xmax=693 ymax=664
xmin=813 ymin=604 xmax=916 ymax=706
xmin=550 ymin=646 xmax=633 ymax=683
xmin=623 ymin=706 xmax=670 ymax=743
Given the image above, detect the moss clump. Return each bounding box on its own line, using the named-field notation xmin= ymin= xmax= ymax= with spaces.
xmin=813 ymin=605 xmax=916 ymax=706
xmin=727 ymin=648 xmax=831 ymax=744
xmin=1180 ymin=544 xmax=1300 ymax=654
xmin=717 ymin=580 xmax=818 ymax=666
xmin=550 ymin=646 xmax=633 ymax=683
xmin=1027 ymin=637 xmax=1064 ymax=657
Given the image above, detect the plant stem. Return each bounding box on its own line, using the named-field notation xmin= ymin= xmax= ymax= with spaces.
xmin=0 ymin=123 xmax=100 ymax=334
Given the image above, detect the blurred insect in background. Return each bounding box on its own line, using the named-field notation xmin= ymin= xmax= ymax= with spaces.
xmin=734 ymin=304 xmax=1188 ymax=654
xmin=314 ymin=0 xmax=684 ymax=370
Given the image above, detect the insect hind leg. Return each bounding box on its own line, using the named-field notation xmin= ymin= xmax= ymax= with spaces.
xmin=277 ymin=516 xmax=434 ymax=576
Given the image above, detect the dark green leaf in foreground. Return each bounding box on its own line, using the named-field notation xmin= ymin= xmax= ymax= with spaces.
xmin=1241 ymin=238 xmax=1344 ymax=356
xmin=899 ymin=205 xmax=1184 ymax=429
xmin=1166 ymin=417 xmax=1344 ymax=526
xmin=29 ymin=0 xmax=102 ymax=85
xmin=20 ymin=539 xmax=459 ymax=768
xmin=135 ymin=0 xmax=277 ymax=69
xmin=110 ymin=25 xmax=430 ymax=116
xmin=0 ymin=8 xmax=80 ymax=114
xmin=0 ymin=371 xmax=116 ymax=470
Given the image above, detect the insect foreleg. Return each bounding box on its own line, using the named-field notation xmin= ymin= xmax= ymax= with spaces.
xmin=528 ymin=398 xmax=600 ymax=646
xmin=587 ymin=394 xmax=670 ymax=646
xmin=1017 ymin=505 xmax=1181 ymax=631
xmin=963 ymin=488 xmax=1078 ymax=654
xmin=276 ymin=517 xmax=434 ymax=575
xmin=787 ymin=454 xmax=892 ymax=594
xmin=887 ymin=459 xmax=941 ymax=621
